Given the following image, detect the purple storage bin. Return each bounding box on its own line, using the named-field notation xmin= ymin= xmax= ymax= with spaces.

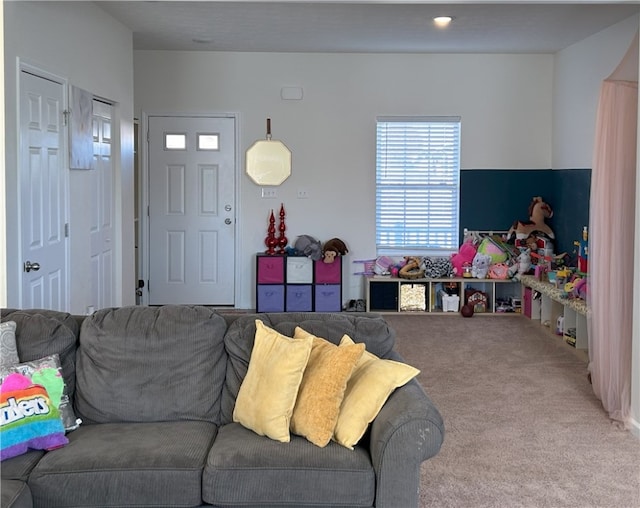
xmin=257 ymin=256 xmax=285 ymax=284
xmin=286 ymin=285 xmax=313 ymax=312
xmin=257 ymin=284 xmax=285 ymax=312
xmin=314 ymin=284 xmax=341 ymax=312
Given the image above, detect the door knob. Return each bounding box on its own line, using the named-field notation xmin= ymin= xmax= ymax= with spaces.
xmin=225 ymin=218 xmax=232 ymax=225
xmin=24 ymin=261 xmax=41 ymax=272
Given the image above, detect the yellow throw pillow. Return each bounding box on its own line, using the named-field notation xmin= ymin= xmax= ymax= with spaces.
xmin=233 ymin=320 xmax=313 ymax=442
xmin=290 ymin=327 xmax=365 ymax=447
xmin=333 ymin=335 xmax=420 ymax=450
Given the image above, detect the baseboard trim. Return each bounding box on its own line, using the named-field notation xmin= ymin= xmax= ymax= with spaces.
xmin=629 ymin=416 xmax=640 ymax=439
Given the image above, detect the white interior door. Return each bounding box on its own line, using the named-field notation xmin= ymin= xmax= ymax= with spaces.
xmin=19 ymin=70 xmax=68 ymax=310
xmin=148 ymin=115 xmax=236 ymax=305
xmin=90 ymin=100 xmax=114 ymax=310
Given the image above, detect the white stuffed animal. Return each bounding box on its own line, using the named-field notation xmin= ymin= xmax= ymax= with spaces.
xmin=471 ymin=253 xmax=491 ymax=279
xmin=508 ymin=249 xmax=532 ymax=279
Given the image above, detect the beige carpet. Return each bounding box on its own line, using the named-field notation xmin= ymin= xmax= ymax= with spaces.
xmin=384 ymin=314 xmax=640 ymax=508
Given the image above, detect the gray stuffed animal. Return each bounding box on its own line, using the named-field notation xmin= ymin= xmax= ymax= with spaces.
xmin=294 ymin=235 xmax=323 ymax=261
xmin=471 ymin=253 xmax=491 ymax=279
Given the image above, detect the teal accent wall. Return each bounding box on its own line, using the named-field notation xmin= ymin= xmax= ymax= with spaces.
xmin=460 ymin=169 xmax=591 ymax=260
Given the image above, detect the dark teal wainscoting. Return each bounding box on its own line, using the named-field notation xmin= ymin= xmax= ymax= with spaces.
xmin=459 ymin=168 xmax=591 ymax=259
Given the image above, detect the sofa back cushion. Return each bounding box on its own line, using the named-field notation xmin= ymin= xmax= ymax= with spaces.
xmin=220 ymin=312 xmax=396 ymax=424
xmin=0 ymin=309 xmax=79 ymax=399
xmin=75 ymin=305 xmax=228 ymax=424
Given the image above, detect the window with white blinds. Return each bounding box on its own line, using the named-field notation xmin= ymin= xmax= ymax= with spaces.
xmin=376 ymin=117 xmax=461 ymax=254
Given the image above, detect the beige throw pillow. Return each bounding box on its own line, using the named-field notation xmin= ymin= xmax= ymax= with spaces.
xmin=333 ymin=335 xmax=420 ymax=449
xmin=233 ymin=320 xmax=312 ymax=442
xmin=290 ymin=327 xmax=365 ymax=447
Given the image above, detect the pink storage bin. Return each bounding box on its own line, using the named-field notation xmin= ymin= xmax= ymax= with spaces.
xmin=315 ymin=259 xmax=341 ymax=283
xmin=257 ymin=256 xmax=284 ymax=284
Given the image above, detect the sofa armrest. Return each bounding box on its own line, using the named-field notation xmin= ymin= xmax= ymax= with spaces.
xmin=369 ymin=378 xmax=444 ymax=507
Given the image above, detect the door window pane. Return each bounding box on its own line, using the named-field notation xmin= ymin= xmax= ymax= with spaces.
xmin=198 ymin=133 xmax=219 ymax=151
xmin=165 ymin=133 xmax=186 ymax=150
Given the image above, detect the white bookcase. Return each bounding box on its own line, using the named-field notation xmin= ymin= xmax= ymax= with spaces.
xmin=520 ymin=274 xmax=588 ymax=351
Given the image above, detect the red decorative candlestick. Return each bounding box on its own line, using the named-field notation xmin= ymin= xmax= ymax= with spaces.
xmin=277 ymin=203 xmax=288 ymax=254
xmin=265 ymin=209 xmax=277 ymax=255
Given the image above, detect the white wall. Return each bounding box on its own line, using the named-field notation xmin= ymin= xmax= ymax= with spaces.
xmin=553 ymin=14 xmax=640 ymax=437
xmin=635 ymin=33 xmax=640 ymax=436
xmin=0 ymin=0 xmax=6 ymax=307
xmin=553 ymin=14 xmax=640 ymax=169
xmin=134 ymin=51 xmax=553 ymax=308
xmin=3 ymin=1 xmax=135 ymax=313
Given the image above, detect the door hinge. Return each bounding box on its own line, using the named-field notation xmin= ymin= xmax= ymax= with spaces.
xmin=62 ymin=110 xmax=70 ymax=127
xmin=64 ymin=223 xmax=69 ymax=237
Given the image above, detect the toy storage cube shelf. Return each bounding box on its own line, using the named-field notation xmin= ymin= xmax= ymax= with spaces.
xmin=520 ymin=274 xmax=588 ymax=351
xmin=256 ymin=254 xmax=342 ymax=312
xmin=364 ymin=276 xmax=521 ymax=314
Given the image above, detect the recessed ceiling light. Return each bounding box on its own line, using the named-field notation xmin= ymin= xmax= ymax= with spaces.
xmin=433 ymin=16 xmax=453 ymax=28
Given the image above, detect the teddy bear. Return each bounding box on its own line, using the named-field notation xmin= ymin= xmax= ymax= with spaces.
xmin=451 ymin=238 xmax=477 ymax=276
xmin=471 ymin=252 xmax=491 ymax=279
xmin=322 ymin=238 xmax=349 ymax=264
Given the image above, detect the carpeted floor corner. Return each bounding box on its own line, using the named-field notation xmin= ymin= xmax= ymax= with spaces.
xmin=384 ymin=314 xmax=640 ymax=508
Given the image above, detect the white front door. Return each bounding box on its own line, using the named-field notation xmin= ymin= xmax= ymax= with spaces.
xmin=19 ymin=70 xmax=68 ymax=310
xmin=148 ymin=115 xmax=236 ymax=305
xmin=90 ymin=100 xmax=114 ymax=310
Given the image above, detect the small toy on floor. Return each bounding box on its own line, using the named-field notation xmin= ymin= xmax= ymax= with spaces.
xmin=460 ymin=304 xmax=474 ymax=318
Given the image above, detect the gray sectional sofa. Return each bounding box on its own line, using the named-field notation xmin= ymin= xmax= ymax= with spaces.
xmin=1 ymin=306 xmax=444 ymax=508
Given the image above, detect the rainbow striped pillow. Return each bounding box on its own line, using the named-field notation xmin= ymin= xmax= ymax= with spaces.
xmin=1 ymin=373 xmax=68 ymax=461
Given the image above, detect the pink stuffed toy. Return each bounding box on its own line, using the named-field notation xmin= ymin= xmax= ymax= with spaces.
xmin=451 ymin=238 xmax=477 ymax=276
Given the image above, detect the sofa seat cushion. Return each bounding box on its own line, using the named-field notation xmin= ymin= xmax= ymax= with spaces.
xmin=1 ymin=479 xmax=33 ymax=508
xmin=0 ymin=450 xmax=44 ymax=481
xmin=75 ymin=305 xmax=228 ymax=424
xmin=28 ymin=421 xmax=217 ymax=508
xmin=202 ymin=423 xmax=375 ymax=507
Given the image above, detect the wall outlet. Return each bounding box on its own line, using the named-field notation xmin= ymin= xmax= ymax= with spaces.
xmin=261 ymin=188 xmax=277 ymax=198
xmin=297 ymin=189 xmax=310 ymax=199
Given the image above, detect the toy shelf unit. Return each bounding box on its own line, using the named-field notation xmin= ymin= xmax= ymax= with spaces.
xmin=256 ymin=254 xmax=342 ymax=312
xmin=520 ymin=274 xmax=588 ymax=351
xmin=364 ymin=276 xmax=522 ymax=314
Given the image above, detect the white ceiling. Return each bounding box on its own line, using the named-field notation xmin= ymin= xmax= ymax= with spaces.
xmin=95 ymin=1 xmax=640 ymax=54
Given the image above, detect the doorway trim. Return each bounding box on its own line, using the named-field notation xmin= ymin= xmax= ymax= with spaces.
xmin=139 ymin=111 xmax=241 ymax=307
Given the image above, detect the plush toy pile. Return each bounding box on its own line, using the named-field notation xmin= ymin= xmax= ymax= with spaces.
xmin=449 ymin=234 xmax=522 ymax=280
xmin=371 ymin=256 xmax=454 ymax=279
xmin=291 ymin=236 xmax=349 ymax=264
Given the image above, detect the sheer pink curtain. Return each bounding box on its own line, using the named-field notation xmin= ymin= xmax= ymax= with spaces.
xmin=588 ymin=32 xmax=638 ymax=427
